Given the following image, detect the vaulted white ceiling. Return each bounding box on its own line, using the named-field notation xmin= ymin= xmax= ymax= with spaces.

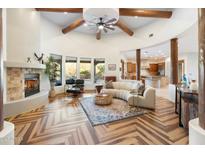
xmin=40 ymin=8 xmax=173 ymax=35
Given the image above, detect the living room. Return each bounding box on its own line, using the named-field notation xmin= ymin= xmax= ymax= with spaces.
xmin=0 ymin=4 xmax=205 ymax=150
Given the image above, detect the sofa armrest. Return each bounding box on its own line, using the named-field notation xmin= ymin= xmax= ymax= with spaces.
xmin=137 ymin=94 xmax=155 ymax=109
xmin=136 ymin=95 xmax=146 ymax=104
xmin=127 ymin=94 xmax=135 ymax=105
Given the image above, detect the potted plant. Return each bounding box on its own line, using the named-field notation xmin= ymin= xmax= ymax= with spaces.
xmin=45 ymin=56 xmax=59 ymax=97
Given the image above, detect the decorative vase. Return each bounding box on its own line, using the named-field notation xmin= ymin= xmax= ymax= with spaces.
xmin=190 ymin=80 xmax=198 ymax=91
xmin=49 ymin=81 xmax=56 ymax=97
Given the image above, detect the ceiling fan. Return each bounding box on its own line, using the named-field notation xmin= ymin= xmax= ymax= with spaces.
xmin=86 ymin=17 xmax=117 ymax=40
xmin=35 ymin=8 xmax=172 ymax=40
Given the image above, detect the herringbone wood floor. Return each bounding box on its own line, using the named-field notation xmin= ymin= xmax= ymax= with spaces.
xmin=5 ymin=93 xmax=188 ymax=145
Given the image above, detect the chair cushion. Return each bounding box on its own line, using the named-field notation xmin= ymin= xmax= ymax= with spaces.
xmin=75 ymin=79 xmax=84 ymax=84
xmin=105 ymin=80 xmax=113 ymax=89
xmin=66 ymin=79 xmax=75 ymax=84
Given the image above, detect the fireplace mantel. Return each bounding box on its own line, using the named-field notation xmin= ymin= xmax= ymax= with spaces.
xmin=4 ymin=61 xmax=46 ymax=69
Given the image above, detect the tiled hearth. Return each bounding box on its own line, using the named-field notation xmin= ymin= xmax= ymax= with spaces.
xmin=7 ymin=68 xmax=43 ymax=102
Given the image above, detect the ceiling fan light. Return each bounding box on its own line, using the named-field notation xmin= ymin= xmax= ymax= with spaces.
xmin=98 ymin=25 xmax=104 ymax=30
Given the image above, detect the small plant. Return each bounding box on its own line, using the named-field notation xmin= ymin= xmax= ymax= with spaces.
xmin=45 ymin=56 xmax=59 ymax=82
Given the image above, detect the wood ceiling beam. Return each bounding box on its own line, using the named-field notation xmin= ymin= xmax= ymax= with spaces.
xmin=62 ymin=18 xmax=85 ymax=34
xmin=119 ymin=8 xmax=172 ymax=18
xmin=115 ymin=20 xmax=134 ymax=36
xmin=35 ymin=8 xmax=83 ymax=13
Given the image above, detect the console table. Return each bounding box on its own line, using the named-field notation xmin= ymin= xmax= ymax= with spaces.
xmin=175 ymin=85 xmax=198 ymax=128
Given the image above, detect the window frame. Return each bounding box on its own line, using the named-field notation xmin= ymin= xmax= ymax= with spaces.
xmin=79 ymin=57 xmax=92 ymax=80
xmin=50 ymin=54 xmax=63 ymax=86
xmin=94 ymin=58 xmax=105 ymax=83
xmin=65 ymin=56 xmax=78 ymax=79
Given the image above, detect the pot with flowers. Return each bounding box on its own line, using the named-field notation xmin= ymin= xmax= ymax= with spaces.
xmin=45 ymin=56 xmax=59 ymax=97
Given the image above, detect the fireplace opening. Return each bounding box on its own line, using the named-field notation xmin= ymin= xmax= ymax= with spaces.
xmin=24 ymin=73 xmax=40 ymax=97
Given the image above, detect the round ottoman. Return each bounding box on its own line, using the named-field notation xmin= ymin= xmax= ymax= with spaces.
xmin=95 ymin=94 xmax=113 ymax=105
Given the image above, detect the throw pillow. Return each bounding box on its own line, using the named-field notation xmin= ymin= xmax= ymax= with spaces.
xmin=138 ymin=84 xmax=145 ymax=96
xmin=130 ymin=83 xmax=140 ymax=93
xmin=105 ymin=80 xmax=113 ymax=89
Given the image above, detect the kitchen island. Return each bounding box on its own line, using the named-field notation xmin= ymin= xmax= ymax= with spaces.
xmin=142 ymin=76 xmax=168 ymax=88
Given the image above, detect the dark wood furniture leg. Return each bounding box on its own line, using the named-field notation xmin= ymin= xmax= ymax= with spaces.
xmin=179 ymin=91 xmax=183 ymax=127
xmin=175 ymin=85 xmax=178 ymax=114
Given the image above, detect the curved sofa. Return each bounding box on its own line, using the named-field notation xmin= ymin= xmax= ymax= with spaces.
xmin=101 ymin=81 xmax=141 ymax=105
xmin=101 ymin=81 xmax=156 ymax=109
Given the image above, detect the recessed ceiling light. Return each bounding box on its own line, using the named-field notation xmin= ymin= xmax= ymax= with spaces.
xmin=134 ymin=16 xmax=138 ymax=19
xmin=64 ymin=12 xmax=68 ymax=14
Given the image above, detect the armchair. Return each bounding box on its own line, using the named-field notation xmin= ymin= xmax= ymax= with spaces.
xmin=64 ymin=79 xmax=85 ymax=95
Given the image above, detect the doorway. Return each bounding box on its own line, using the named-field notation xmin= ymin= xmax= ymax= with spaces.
xmin=178 ymin=60 xmax=185 ymax=83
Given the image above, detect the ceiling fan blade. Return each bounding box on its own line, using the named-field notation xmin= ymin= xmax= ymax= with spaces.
xmin=103 ymin=28 xmax=108 ymax=33
xmin=35 ymin=8 xmax=83 ymax=13
xmin=62 ymin=18 xmax=85 ymax=34
xmin=115 ymin=20 xmax=134 ymax=36
xmin=119 ymin=8 xmax=172 ymax=18
xmin=104 ymin=18 xmax=117 ymax=24
xmin=96 ymin=30 xmax=101 ymax=40
xmin=104 ymin=26 xmax=115 ymax=31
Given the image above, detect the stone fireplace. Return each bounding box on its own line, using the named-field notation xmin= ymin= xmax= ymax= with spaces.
xmin=7 ymin=68 xmax=43 ymax=102
xmin=4 ymin=61 xmax=49 ymax=117
xmin=24 ymin=73 xmax=40 ymax=97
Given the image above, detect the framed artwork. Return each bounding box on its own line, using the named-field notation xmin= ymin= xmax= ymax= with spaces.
xmin=108 ymin=64 xmax=116 ymax=71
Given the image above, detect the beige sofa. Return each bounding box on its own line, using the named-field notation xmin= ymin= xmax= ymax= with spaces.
xmin=130 ymin=87 xmax=156 ymax=109
xmin=101 ymin=81 xmax=142 ymax=105
xmin=101 ymin=81 xmax=156 ymax=109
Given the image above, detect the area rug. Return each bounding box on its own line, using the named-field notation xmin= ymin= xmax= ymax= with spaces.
xmin=80 ymin=96 xmax=149 ymax=126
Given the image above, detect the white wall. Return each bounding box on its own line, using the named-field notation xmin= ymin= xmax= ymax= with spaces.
xmin=6 ymin=9 xmax=41 ymax=63
xmin=179 ymin=52 xmax=198 ymax=81
xmin=178 ymin=22 xmax=199 ymax=81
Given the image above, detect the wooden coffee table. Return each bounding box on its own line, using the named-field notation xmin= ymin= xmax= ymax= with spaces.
xmin=95 ymin=94 xmax=113 ymax=105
